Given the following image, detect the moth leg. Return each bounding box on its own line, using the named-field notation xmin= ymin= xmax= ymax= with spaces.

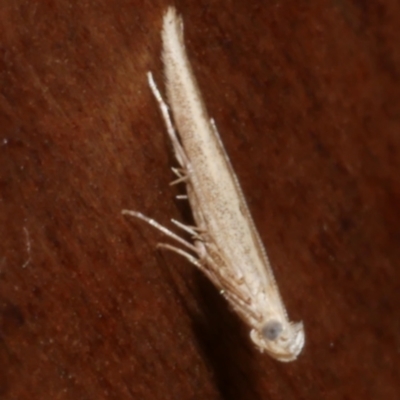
xmin=203 ymin=255 xmax=251 ymax=305
xmin=171 ymin=167 xmax=187 ymax=180
xmin=121 ymin=210 xmax=197 ymax=253
xmin=216 ymin=272 xmax=250 ymax=305
xmin=170 ymin=220 xmax=208 ymax=261
xmin=122 ymin=211 xmax=214 ymax=280
xmin=158 ymin=242 xmax=260 ymax=324
xmin=182 ymin=186 xmax=210 ymax=236
xmin=155 ymin=241 xmax=230 ymax=293
xmin=197 ymin=255 xmax=260 ymax=322
xmin=171 ymin=167 xmax=185 ymax=178
xmin=205 ymin=242 xmax=246 ymax=282
xmin=125 ymin=209 xmax=260 ymax=323
xmin=171 ymin=219 xmax=205 ymax=238
xmin=202 ymin=259 xmax=260 ymax=322
xmin=157 ymin=243 xmax=220 ymax=284
xmin=170 ymin=175 xmax=189 ymax=185
xmin=157 ymin=243 xmax=201 ymax=267
xmin=216 ymin=268 xmax=257 ymax=306
xmin=222 ymin=289 xmax=261 ymax=325
xmin=147 ymin=72 xmax=192 ymax=174
xmin=171 ymin=168 xmax=190 ymax=200
xmin=170 ymin=167 xmax=189 ymax=186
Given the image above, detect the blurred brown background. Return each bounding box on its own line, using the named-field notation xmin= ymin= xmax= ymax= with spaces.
xmin=1 ymin=1 xmax=399 ymax=399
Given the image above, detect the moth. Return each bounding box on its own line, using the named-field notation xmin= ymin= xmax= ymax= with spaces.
xmin=123 ymin=6 xmax=305 ymax=361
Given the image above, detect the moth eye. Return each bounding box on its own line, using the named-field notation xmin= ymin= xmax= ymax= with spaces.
xmin=262 ymin=320 xmax=283 ymax=341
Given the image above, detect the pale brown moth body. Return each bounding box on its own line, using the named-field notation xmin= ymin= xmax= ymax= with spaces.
xmin=123 ymin=7 xmax=304 ymax=361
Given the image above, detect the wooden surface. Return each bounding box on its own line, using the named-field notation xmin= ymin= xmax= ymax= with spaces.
xmin=1 ymin=1 xmax=399 ymax=399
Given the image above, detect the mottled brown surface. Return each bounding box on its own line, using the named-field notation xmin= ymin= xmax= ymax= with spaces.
xmin=1 ymin=1 xmax=399 ymax=399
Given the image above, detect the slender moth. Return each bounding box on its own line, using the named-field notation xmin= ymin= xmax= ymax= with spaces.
xmin=122 ymin=6 xmax=304 ymax=361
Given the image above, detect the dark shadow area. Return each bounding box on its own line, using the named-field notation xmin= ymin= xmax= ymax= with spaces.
xmin=191 ymin=272 xmax=262 ymax=400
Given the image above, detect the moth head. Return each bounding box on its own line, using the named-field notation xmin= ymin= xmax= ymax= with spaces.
xmin=250 ymin=319 xmax=305 ymax=362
